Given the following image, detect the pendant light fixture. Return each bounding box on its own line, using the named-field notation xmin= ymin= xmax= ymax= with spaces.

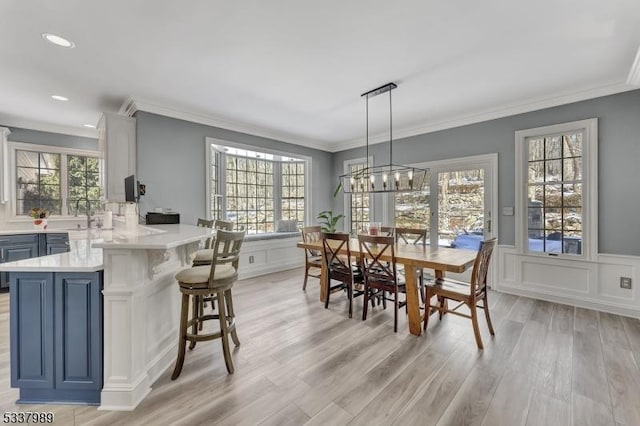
xmin=339 ymin=82 xmax=428 ymax=193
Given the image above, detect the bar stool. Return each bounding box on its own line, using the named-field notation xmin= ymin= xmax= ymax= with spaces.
xmin=171 ymin=229 xmax=246 ymax=378
xmin=192 ymin=219 xmax=235 ymax=266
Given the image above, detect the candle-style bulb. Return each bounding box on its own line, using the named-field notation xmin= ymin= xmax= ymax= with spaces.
xmin=382 ymin=173 xmax=387 ymax=189
xmin=408 ymin=170 xmax=413 ymax=180
xmin=370 ymin=174 xmax=375 ymax=190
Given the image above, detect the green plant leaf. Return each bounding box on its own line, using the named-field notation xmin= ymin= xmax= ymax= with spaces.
xmin=333 ymin=181 xmax=343 ymax=198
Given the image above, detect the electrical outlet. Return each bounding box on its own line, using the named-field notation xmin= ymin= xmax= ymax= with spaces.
xmin=249 ymin=255 xmax=254 ymax=264
xmin=620 ymin=277 xmax=632 ymax=289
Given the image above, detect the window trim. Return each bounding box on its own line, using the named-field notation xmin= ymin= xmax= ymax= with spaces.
xmin=8 ymin=141 xmax=103 ymax=220
xmin=204 ymin=137 xmax=313 ymax=229
xmin=515 ymin=118 xmax=598 ymax=261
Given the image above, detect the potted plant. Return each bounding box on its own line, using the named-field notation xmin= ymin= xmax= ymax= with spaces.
xmin=29 ymin=207 xmax=50 ymax=230
xmin=317 ymin=183 xmax=345 ymax=233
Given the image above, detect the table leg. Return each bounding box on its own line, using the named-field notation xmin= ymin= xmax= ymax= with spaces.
xmin=404 ymin=265 xmax=422 ymax=336
xmin=319 ymin=254 xmax=327 ymax=303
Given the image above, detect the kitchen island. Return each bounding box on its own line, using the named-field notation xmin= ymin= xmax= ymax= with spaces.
xmin=0 ymin=224 xmax=212 ymax=410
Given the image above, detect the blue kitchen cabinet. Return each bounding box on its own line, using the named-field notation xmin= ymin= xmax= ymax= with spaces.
xmin=10 ymin=271 xmax=103 ymax=404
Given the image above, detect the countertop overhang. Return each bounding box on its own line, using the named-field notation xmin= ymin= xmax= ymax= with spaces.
xmin=0 ymin=224 xmax=212 ymax=272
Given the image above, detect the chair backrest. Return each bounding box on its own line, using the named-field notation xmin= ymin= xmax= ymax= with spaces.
xmin=197 ymin=218 xmax=216 ymax=248
xmin=302 ymin=226 xmax=322 ymax=258
xmin=358 ymin=234 xmax=398 ymax=288
xmin=322 ymin=232 xmax=355 ymax=283
xmin=214 ymin=219 xmax=235 ymax=231
xmin=209 ymin=230 xmax=246 ymax=284
xmin=395 ymin=227 xmax=428 ymax=245
xmin=469 ymin=238 xmax=497 ymax=296
xmin=380 ymin=226 xmax=395 ymax=237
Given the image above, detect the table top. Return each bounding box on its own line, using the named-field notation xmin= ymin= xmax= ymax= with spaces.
xmin=297 ymin=238 xmax=477 ymax=273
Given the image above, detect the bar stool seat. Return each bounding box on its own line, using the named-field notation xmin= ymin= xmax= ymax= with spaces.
xmin=171 ymin=230 xmax=246 ymax=379
xmin=175 ymin=264 xmax=237 ymax=286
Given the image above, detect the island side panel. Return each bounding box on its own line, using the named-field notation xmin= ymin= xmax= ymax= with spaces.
xmin=10 ymin=273 xmax=55 ymax=393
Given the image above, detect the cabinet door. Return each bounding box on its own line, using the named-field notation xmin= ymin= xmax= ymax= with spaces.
xmin=10 ymin=273 xmax=55 ymax=389
xmin=54 ymin=272 xmax=102 ymax=391
xmin=5 ymin=244 xmax=39 ymax=261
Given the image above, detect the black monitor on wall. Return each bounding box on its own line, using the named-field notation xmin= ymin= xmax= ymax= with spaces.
xmin=125 ymin=175 xmax=136 ymax=202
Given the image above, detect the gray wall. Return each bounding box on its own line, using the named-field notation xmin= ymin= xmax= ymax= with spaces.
xmin=332 ymin=89 xmax=640 ymax=256
xmin=6 ymin=127 xmax=98 ymax=151
xmin=135 ymin=111 xmax=334 ymax=226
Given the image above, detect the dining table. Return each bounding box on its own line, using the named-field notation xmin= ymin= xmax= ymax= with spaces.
xmin=297 ymin=238 xmax=478 ymax=336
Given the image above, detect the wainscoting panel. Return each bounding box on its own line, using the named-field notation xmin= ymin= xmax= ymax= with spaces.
xmin=239 ymin=237 xmax=303 ymax=279
xmin=495 ymin=245 xmax=639 ymax=318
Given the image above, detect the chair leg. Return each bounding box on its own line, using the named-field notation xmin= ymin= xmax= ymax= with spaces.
xmin=225 ymin=289 xmax=240 ymax=347
xmin=198 ymin=296 xmax=204 ymax=331
xmin=483 ymin=292 xmax=495 ymax=336
xmin=217 ymin=290 xmax=234 ymax=374
xmin=438 ymin=296 xmax=445 ymax=320
xmin=189 ymin=295 xmax=199 ymax=350
xmin=303 ymin=266 xmax=309 ymax=291
xmin=423 ymin=288 xmax=431 ymax=331
xmin=347 ymin=281 xmax=353 ymax=319
xmin=171 ymin=293 xmax=190 ymax=380
xmin=470 ymin=303 xmax=484 ymax=350
xmin=393 ymin=288 xmax=398 ymax=333
xmin=362 ymin=282 xmax=369 ymax=321
xmin=324 ymin=276 xmax=331 ymax=310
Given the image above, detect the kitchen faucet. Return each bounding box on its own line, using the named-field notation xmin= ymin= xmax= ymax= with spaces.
xmin=75 ymin=198 xmax=95 ymax=229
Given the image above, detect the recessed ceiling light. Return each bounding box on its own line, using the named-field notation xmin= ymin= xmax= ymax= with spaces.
xmin=51 ymin=95 xmax=69 ymax=101
xmin=42 ymin=33 xmax=75 ymax=48
xmin=83 ymin=124 xmax=96 ymax=128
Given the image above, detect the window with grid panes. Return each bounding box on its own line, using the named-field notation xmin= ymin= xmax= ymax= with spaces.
xmin=526 ymin=132 xmax=583 ymax=254
xmin=349 ymin=162 xmax=370 ymax=234
xmin=14 ymin=147 xmax=102 ymax=216
xmin=281 ymin=161 xmax=305 ymax=225
xmin=516 ymin=118 xmax=596 ymax=259
xmin=15 ymin=150 xmax=62 ymax=215
xmin=225 ymin=155 xmax=275 ymax=233
xmin=67 ymin=155 xmax=102 ymax=215
xmin=394 ymin=169 xmax=431 ymax=230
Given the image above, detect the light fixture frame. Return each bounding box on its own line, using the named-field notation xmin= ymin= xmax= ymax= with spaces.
xmin=339 ymin=82 xmax=429 ymax=194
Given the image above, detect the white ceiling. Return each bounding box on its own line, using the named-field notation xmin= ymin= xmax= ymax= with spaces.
xmin=1 ymin=0 xmax=640 ymax=152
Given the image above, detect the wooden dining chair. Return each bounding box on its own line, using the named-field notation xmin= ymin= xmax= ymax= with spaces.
xmin=322 ymin=232 xmax=364 ymax=318
xmin=423 ymin=238 xmax=497 ymax=349
xmin=301 ymin=226 xmax=323 ymax=290
xmin=394 ymin=227 xmax=428 ymax=302
xmin=380 ymin=226 xmax=395 ymax=237
xmin=358 ymin=234 xmax=405 ymax=332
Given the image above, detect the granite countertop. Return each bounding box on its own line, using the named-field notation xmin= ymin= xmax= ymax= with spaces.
xmin=0 ymin=224 xmax=213 ymax=272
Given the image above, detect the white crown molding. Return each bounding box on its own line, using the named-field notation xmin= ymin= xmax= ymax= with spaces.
xmin=627 ymin=45 xmax=640 ymax=86
xmin=119 ymin=96 xmax=331 ymax=152
xmin=0 ymin=114 xmax=98 ymax=139
xmin=328 ymin=81 xmax=636 ymax=152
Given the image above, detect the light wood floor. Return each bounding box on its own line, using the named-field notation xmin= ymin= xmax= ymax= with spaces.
xmin=1 ymin=268 xmax=640 ymax=425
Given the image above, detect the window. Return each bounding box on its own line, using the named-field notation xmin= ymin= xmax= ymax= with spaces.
xmin=281 ymin=162 xmax=305 ymax=223
xmin=516 ymin=119 xmax=597 ymax=259
xmin=206 ymin=139 xmax=309 ymax=234
xmin=394 ymin=172 xmax=431 ymax=229
xmin=346 ymin=161 xmax=371 ymax=234
xmin=13 ymin=143 xmax=102 ymax=217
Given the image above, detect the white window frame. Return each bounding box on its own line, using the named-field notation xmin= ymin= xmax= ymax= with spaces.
xmin=343 ymin=156 xmax=374 ymax=234
xmin=204 ymin=137 xmax=313 ymax=229
xmin=8 ymin=141 xmax=103 ymax=220
xmin=515 ymin=118 xmax=598 ymax=261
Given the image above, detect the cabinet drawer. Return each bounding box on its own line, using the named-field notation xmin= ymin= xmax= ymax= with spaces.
xmin=45 ymin=233 xmax=69 ymax=243
xmin=0 ymin=234 xmax=39 ymax=244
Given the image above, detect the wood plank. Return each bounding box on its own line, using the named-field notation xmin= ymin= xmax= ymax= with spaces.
xmin=574 ymin=307 xmax=599 ymax=334
xmin=258 ymin=403 xmax=310 ymax=426
xmin=507 ymin=296 xmax=535 ymax=323
xmin=481 ymin=369 xmax=534 ymax=426
xmin=599 ymin=312 xmax=631 ymax=350
xmin=572 ymin=331 xmax=610 ymax=403
xmin=535 ymin=330 xmax=572 ymax=402
xmin=571 ymin=392 xmax=615 ymax=426
xmin=525 ymin=391 xmax=570 ymax=426
xmin=601 ymin=344 xmax=640 ymax=425
xmin=620 ymin=316 xmax=640 ymax=353
xmin=549 ymin=303 xmax=574 ymax=335
xmin=303 ymin=402 xmax=353 ymax=426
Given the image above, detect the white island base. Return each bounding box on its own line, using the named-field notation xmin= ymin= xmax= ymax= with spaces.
xmin=94 ymin=225 xmax=207 ymax=411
